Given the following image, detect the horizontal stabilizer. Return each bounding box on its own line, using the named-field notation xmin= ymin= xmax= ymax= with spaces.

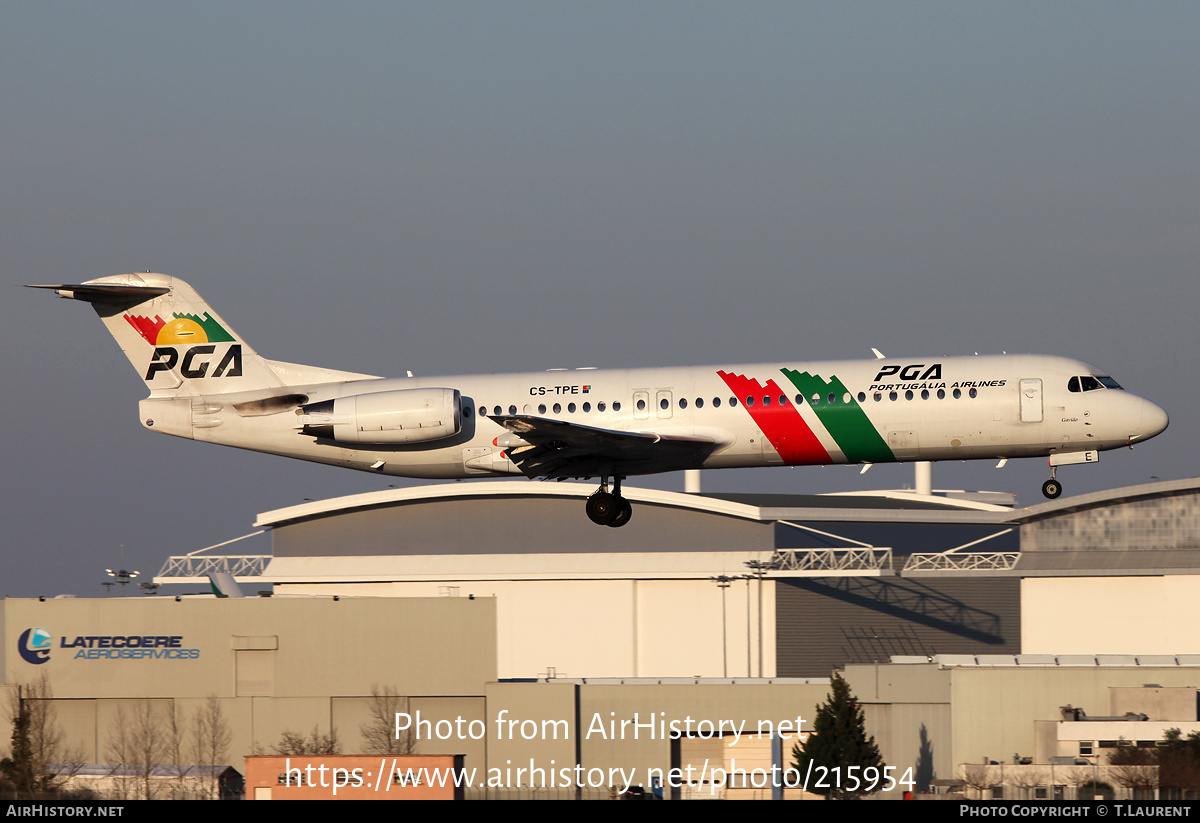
xmin=25 ymin=283 xmax=170 ymax=305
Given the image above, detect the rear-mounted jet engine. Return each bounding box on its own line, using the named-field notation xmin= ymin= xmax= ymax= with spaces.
xmin=298 ymin=388 xmax=461 ymax=444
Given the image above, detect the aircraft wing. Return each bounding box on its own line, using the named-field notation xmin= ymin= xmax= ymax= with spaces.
xmin=491 ymin=415 xmax=718 ymax=478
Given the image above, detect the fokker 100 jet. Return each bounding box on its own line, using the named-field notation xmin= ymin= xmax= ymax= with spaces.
xmin=29 ymin=274 xmax=1169 ymax=526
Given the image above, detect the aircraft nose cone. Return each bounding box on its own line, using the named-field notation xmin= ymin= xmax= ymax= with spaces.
xmin=1138 ymin=398 xmax=1169 ymax=440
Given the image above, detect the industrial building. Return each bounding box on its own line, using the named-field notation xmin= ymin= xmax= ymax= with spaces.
xmin=236 ymin=477 xmax=1200 ymax=676
xmin=6 ymin=475 xmax=1200 ymax=798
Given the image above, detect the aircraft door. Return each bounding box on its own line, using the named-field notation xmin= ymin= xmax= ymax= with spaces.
xmin=656 ymin=390 xmax=673 ymax=419
xmin=633 ymin=391 xmax=650 ymax=420
xmin=1020 ymin=378 xmax=1044 ymax=423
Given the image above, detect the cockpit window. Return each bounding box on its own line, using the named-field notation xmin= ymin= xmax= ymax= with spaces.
xmin=1069 ymin=375 xmax=1121 ymax=393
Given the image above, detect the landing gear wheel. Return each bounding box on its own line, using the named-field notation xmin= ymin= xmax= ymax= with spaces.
xmin=586 ymin=491 xmax=620 ymax=525
xmin=1042 ymin=479 xmax=1062 ymax=499
xmin=607 ymin=498 xmax=633 ymax=528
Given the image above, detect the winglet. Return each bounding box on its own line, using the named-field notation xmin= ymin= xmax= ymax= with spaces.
xmin=871 ymin=348 xmax=886 ymax=360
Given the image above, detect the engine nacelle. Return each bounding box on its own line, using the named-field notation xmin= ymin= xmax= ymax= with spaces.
xmin=299 ymin=388 xmax=461 ymax=445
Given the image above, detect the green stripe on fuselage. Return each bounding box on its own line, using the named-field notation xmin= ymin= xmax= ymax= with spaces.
xmin=781 ymin=370 xmax=894 ymax=463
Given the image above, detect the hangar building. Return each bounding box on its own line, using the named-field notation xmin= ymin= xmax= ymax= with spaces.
xmin=196 ymin=476 xmax=1200 ymax=679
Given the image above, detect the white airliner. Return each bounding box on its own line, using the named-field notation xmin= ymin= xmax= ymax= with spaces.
xmin=29 ymin=274 xmax=1169 ymax=526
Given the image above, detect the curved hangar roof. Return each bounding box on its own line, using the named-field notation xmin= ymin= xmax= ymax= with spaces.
xmin=255 ymin=481 xmax=1011 ymax=560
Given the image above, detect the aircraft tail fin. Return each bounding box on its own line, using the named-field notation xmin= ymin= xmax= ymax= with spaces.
xmin=27 ymin=273 xmax=373 ymax=396
xmin=207 ymin=572 xmax=246 ymax=598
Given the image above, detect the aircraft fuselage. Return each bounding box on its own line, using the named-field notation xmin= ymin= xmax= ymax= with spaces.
xmin=139 ymin=354 xmax=1166 ymax=480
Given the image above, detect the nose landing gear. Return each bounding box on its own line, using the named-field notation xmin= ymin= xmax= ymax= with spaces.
xmin=586 ymin=476 xmax=632 ymax=527
xmin=1042 ymin=450 xmax=1100 ymax=500
xmin=1041 ymin=475 xmax=1062 ymax=499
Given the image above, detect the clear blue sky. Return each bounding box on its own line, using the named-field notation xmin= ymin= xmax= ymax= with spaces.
xmin=4 ymin=3 xmax=1196 ymax=597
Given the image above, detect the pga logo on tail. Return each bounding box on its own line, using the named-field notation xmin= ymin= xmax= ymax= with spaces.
xmin=124 ymin=312 xmax=243 ymax=381
xmin=145 ymin=344 xmax=242 ymax=380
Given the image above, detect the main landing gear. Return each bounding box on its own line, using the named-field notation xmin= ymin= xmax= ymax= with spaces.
xmin=1042 ymin=468 xmax=1062 ymax=500
xmin=586 ymin=476 xmax=632 ymax=527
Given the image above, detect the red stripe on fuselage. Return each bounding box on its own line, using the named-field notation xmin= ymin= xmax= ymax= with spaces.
xmin=717 ymin=371 xmax=832 ymax=465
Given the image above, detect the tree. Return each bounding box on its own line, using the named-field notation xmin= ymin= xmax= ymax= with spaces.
xmin=791 ymin=672 xmax=884 ymax=799
xmin=1008 ymin=767 xmax=1048 ymax=800
xmin=960 ymin=764 xmax=995 ymax=800
xmin=191 ymin=696 xmax=232 ymax=800
xmin=272 ymin=726 xmax=340 ymax=756
xmin=1108 ymin=739 xmax=1158 ymax=799
xmin=2 ymin=689 xmax=35 ymax=796
xmin=2 ymin=677 xmax=84 ymax=798
xmin=106 ymin=701 xmax=170 ymax=800
xmin=1157 ymin=729 xmax=1200 ymax=798
xmin=360 ymin=685 xmax=414 ymax=756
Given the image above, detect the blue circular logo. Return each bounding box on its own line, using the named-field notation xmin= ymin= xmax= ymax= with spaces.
xmin=18 ymin=627 xmax=52 ymax=665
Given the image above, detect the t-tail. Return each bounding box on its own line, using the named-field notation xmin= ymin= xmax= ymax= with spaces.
xmin=26 ymin=273 xmax=376 ymax=396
